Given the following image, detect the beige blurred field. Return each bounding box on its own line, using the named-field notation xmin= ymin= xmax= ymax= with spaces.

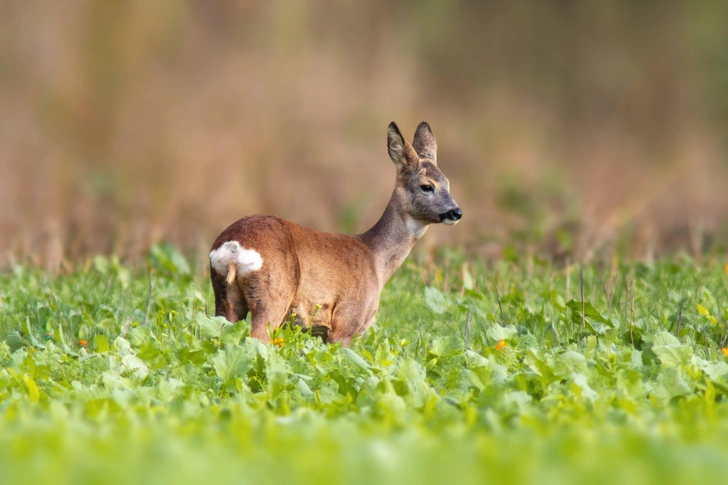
xmin=2 ymin=1 xmax=727 ymax=269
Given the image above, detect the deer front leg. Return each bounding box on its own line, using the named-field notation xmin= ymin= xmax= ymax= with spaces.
xmin=327 ymin=305 xmax=376 ymax=347
xmin=249 ymin=305 xmax=288 ymax=341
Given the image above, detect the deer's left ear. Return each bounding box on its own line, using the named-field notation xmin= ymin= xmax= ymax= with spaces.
xmin=413 ymin=121 xmax=437 ymax=164
xmin=387 ymin=122 xmax=420 ymax=172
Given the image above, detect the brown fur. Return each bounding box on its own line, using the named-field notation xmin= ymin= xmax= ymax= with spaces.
xmin=210 ymin=121 xmax=461 ymax=345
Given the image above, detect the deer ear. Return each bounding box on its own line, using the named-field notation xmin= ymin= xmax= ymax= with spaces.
xmin=412 ymin=121 xmax=437 ymax=164
xmin=387 ymin=122 xmax=419 ymax=172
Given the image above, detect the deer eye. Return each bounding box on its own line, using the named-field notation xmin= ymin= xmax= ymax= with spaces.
xmin=420 ymin=184 xmax=434 ymax=193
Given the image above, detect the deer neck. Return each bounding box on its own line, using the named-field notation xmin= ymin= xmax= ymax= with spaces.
xmin=358 ymin=189 xmax=428 ymax=285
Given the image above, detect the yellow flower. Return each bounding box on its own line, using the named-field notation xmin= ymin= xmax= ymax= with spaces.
xmin=495 ymin=340 xmax=506 ymax=351
xmin=78 ymin=339 xmax=87 ymax=347
xmin=271 ymin=338 xmax=284 ymax=347
xmin=721 ymin=347 xmax=728 ymax=358
xmin=724 ymin=262 xmax=728 ymax=276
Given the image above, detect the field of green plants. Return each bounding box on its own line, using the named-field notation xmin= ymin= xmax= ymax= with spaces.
xmin=2 ymin=245 xmax=728 ymax=484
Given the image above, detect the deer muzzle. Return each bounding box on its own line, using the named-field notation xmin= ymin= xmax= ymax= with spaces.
xmin=440 ymin=207 xmax=463 ymax=225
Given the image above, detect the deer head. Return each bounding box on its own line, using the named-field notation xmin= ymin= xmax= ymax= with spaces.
xmin=386 ymin=121 xmax=462 ymax=226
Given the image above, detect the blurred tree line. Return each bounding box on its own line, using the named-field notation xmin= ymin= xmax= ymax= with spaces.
xmin=1 ymin=0 xmax=727 ymax=268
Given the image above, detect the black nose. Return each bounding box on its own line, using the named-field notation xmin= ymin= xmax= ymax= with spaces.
xmin=440 ymin=208 xmax=463 ymax=222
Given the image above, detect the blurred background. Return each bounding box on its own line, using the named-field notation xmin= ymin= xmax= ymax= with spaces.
xmin=2 ymin=0 xmax=727 ymax=270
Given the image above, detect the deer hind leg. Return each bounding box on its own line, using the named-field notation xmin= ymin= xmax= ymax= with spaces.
xmin=211 ymin=265 xmax=249 ymax=323
xmin=243 ymin=265 xmax=297 ymax=342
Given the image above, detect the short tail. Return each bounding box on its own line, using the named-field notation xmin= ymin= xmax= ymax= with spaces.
xmin=226 ymin=261 xmax=237 ymax=286
xmin=210 ymin=240 xmax=263 ymax=286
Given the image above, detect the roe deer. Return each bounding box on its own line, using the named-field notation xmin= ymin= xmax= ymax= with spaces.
xmin=209 ymin=121 xmax=462 ymax=345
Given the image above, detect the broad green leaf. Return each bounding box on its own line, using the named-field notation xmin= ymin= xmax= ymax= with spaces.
xmin=395 ymin=358 xmax=426 ymax=382
xmin=571 ymin=373 xmax=597 ymax=401
xmin=502 ymin=390 xmax=532 ymax=409
xmin=297 ymin=377 xmax=314 ymax=397
xmin=566 ymin=299 xmax=606 ymax=323
xmin=196 ymin=313 xmax=227 ymax=340
xmin=5 ymin=331 xmax=25 ymax=352
xmin=652 ymin=344 xmax=693 ymax=368
xmin=694 ymin=357 xmax=728 ymax=379
xmin=345 ymin=348 xmax=371 ymax=373
xmin=121 ymin=354 xmax=149 ymax=380
xmin=651 ymin=331 xmax=693 ymax=368
xmin=177 ymin=348 xmax=205 ymax=365
xmin=424 ymin=287 xmax=447 ymax=314
xmin=94 ymin=334 xmax=109 ymax=353
xmin=556 ymin=351 xmax=588 ymax=376
xmin=430 ymin=336 xmax=463 ymax=357
xmin=697 ymin=304 xmax=719 ymax=325
xmin=23 ymin=375 xmax=40 ymax=402
xmin=112 ymin=337 xmax=133 ymax=356
xmin=221 ymin=322 xmax=246 ymax=346
xmin=465 ymin=350 xmax=490 ymax=368
xmin=487 ymin=325 xmax=517 ymax=342
xmin=656 ymin=368 xmax=692 ymax=399
xmin=651 ymin=331 xmax=680 ymax=347
xmin=212 ymin=346 xmax=250 ymax=382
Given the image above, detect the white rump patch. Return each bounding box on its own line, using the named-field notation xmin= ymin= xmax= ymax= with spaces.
xmin=209 ymin=241 xmax=263 ymax=277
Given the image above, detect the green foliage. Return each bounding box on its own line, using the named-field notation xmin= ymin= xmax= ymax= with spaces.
xmin=1 ymin=252 xmax=728 ymax=483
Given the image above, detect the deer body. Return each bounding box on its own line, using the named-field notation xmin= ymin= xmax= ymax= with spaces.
xmin=210 ymin=121 xmax=461 ymax=345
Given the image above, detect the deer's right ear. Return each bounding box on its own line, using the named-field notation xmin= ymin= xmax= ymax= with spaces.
xmin=413 ymin=121 xmax=437 ymax=163
xmin=387 ymin=122 xmax=418 ymax=172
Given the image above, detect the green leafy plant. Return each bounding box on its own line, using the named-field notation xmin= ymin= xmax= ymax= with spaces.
xmin=1 ymin=250 xmax=728 ymax=484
